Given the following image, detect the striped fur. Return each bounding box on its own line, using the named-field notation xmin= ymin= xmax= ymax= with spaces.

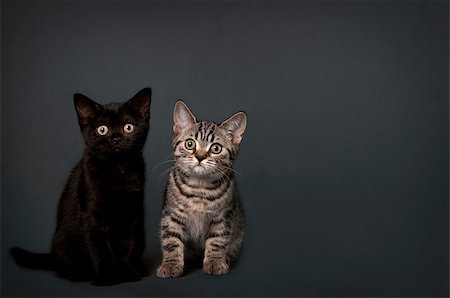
xmin=156 ymin=101 xmax=246 ymax=278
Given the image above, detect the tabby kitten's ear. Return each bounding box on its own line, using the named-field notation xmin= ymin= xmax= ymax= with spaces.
xmin=173 ymin=100 xmax=197 ymax=134
xmin=220 ymin=112 xmax=247 ymax=145
xmin=74 ymin=94 xmax=101 ymax=126
xmin=127 ymin=87 xmax=152 ymax=121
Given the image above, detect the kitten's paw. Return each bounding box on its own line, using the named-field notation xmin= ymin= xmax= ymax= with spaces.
xmin=203 ymin=260 xmax=229 ymax=275
xmin=118 ymin=265 xmax=141 ymax=282
xmin=134 ymin=260 xmax=149 ymax=277
xmin=91 ymin=272 xmax=119 ymax=286
xmin=156 ymin=262 xmax=183 ymax=278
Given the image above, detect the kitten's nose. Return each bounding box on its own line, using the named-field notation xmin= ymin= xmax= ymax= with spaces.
xmin=195 ymin=148 xmax=207 ymax=162
xmin=195 ymin=155 xmax=206 ymax=162
xmin=111 ymin=133 xmax=121 ymax=143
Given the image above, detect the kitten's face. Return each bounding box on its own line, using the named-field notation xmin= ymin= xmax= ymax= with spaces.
xmin=172 ymin=101 xmax=247 ymax=178
xmin=74 ymin=88 xmax=151 ymax=156
xmin=173 ymin=122 xmax=233 ymax=177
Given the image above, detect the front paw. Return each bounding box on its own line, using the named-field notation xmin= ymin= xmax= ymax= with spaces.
xmin=156 ymin=262 xmax=184 ymax=278
xmin=203 ymin=259 xmax=229 ymax=275
xmin=117 ymin=264 xmax=141 ymax=282
xmin=91 ymin=272 xmax=119 ymax=286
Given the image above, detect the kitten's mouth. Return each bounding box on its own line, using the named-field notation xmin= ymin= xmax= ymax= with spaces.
xmin=112 ymin=145 xmax=124 ymax=153
xmin=193 ymin=165 xmax=207 ymax=175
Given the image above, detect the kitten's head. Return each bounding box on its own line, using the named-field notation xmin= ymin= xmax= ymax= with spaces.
xmin=74 ymin=88 xmax=151 ymax=156
xmin=172 ymin=100 xmax=247 ymax=178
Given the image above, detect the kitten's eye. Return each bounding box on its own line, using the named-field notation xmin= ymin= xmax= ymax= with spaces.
xmin=185 ymin=139 xmax=196 ymax=150
xmin=210 ymin=143 xmax=222 ymax=154
xmin=97 ymin=125 xmax=109 ymax=136
xmin=123 ymin=123 xmax=134 ymax=134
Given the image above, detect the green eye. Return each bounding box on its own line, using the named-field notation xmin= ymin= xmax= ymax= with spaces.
xmin=185 ymin=139 xmax=196 ymax=150
xmin=210 ymin=143 xmax=222 ymax=154
xmin=123 ymin=123 xmax=134 ymax=133
xmin=97 ymin=125 xmax=108 ymax=136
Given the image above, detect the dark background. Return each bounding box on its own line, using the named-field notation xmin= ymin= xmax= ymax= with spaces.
xmin=1 ymin=0 xmax=448 ymax=296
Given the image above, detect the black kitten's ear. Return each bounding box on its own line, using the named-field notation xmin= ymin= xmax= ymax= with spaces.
xmin=220 ymin=111 xmax=247 ymax=145
xmin=74 ymin=94 xmax=101 ymax=126
xmin=128 ymin=88 xmax=152 ymax=120
xmin=173 ymin=100 xmax=196 ymax=134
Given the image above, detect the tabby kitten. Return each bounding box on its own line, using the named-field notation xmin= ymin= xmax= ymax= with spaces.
xmin=11 ymin=88 xmax=151 ymax=285
xmin=157 ymin=100 xmax=247 ymax=278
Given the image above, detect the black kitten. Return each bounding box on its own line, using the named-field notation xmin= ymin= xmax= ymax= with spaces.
xmin=11 ymin=88 xmax=151 ymax=285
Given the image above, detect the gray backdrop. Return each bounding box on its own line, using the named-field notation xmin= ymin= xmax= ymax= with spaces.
xmin=1 ymin=0 xmax=449 ymax=296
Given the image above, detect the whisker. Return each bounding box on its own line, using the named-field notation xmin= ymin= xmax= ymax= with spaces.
xmin=152 ymin=159 xmax=176 ymax=170
xmin=210 ymin=170 xmax=224 ymax=185
xmin=220 ymin=165 xmax=244 ymax=178
xmin=163 ymin=153 xmax=174 ymax=161
xmin=158 ymin=165 xmax=176 ymax=185
xmin=212 ymin=167 xmax=232 ymax=184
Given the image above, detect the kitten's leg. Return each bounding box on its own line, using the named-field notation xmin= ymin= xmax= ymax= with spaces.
xmin=130 ymin=216 xmax=147 ymax=276
xmin=52 ymin=231 xmax=92 ymax=281
xmin=226 ymin=210 xmax=245 ymax=265
xmin=156 ymin=213 xmax=186 ymax=278
xmin=114 ymin=222 xmax=142 ymax=282
xmin=203 ymin=220 xmax=231 ymax=275
xmin=83 ymin=214 xmax=117 ymax=285
xmin=115 ymin=198 xmax=146 ymax=281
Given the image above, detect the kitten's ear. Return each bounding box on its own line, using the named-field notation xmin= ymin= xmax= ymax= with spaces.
xmin=128 ymin=87 xmax=152 ymax=120
xmin=74 ymin=94 xmax=101 ymax=126
xmin=173 ymin=100 xmax=197 ymax=134
xmin=220 ymin=112 xmax=247 ymax=145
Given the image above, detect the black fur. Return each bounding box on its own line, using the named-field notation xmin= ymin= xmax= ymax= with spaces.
xmin=10 ymin=88 xmax=151 ymax=285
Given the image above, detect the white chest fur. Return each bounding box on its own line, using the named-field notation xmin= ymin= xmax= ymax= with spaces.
xmin=185 ymin=207 xmax=210 ymax=246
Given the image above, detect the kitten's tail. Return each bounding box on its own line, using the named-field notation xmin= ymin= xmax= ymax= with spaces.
xmin=10 ymin=247 xmax=56 ymax=271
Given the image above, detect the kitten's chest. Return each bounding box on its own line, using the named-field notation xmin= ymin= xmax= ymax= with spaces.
xmin=98 ymin=160 xmax=144 ymax=193
xmin=111 ymin=162 xmax=137 ymax=179
xmin=185 ymin=209 xmax=210 ymax=244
